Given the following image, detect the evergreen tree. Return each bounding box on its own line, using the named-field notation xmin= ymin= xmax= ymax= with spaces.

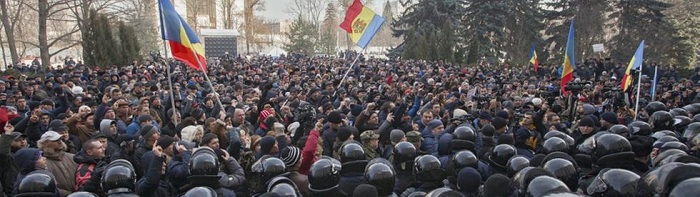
xmin=319 ymin=2 xmax=338 ymax=55
xmin=609 ymin=0 xmax=677 ymax=63
xmin=543 ymin=0 xmax=609 ymax=63
xmin=118 ymin=21 xmax=141 ymax=66
xmin=501 ymin=0 xmax=546 ymax=64
xmin=460 ymin=0 xmax=508 ymax=63
xmin=285 ymin=17 xmax=316 ymax=55
xmin=84 ymin=11 xmax=122 ymax=67
xmin=82 ymin=9 xmax=98 ymax=67
xmin=392 ymin=0 xmax=465 ymax=62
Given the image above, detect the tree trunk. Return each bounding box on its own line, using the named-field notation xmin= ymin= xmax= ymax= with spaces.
xmin=38 ymin=0 xmax=49 ymax=73
xmin=0 ymin=0 xmax=18 ymax=65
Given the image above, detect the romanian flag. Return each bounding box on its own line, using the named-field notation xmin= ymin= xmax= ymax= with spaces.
xmin=560 ymin=20 xmax=575 ymax=94
xmin=158 ymin=0 xmax=206 ymax=71
xmin=529 ymin=46 xmax=539 ymax=72
xmin=340 ymin=0 xmax=385 ymax=49
xmin=621 ymin=40 xmax=644 ymax=92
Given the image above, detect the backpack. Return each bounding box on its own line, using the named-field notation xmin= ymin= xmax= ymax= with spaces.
xmin=74 ymin=163 xmax=95 ymax=191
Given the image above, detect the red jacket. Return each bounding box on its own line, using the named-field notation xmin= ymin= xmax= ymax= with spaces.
xmin=299 ymin=129 xmax=320 ymax=175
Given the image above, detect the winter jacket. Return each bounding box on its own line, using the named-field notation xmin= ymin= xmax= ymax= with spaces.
xmin=0 ymin=134 xmax=17 ymax=196
xmin=44 ymin=150 xmax=78 ymax=197
xmin=133 ymin=140 xmax=153 ymax=178
xmin=218 ymin=157 xmax=246 ymax=188
xmin=65 ymin=115 xmax=96 ymax=143
xmin=300 ymin=130 xmax=321 ymax=175
xmin=135 ymin=153 xmax=177 ymax=197
xmin=288 ymin=171 xmax=309 ymax=197
xmin=73 ymin=150 xmax=108 ymax=193
xmin=322 ymin=127 xmax=338 ymax=157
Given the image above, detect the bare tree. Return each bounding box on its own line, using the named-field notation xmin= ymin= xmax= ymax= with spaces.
xmin=219 ymin=0 xmax=239 ymax=29
xmin=244 ymin=0 xmax=264 ymax=54
xmin=287 ymin=0 xmax=328 ymax=27
xmin=0 ymin=0 xmax=25 ymax=64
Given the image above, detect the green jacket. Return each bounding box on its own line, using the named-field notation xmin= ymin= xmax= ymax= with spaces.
xmin=363 ymin=145 xmax=377 ymax=161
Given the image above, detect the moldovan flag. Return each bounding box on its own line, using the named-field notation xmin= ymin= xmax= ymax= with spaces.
xmin=529 ymin=46 xmax=539 ymax=72
xmin=560 ymin=20 xmax=575 ymax=94
xmin=340 ymin=0 xmax=385 ymax=49
xmin=621 ymin=40 xmax=644 ymax=92
xmin=158 ymin=0 xmax=207 ymax=71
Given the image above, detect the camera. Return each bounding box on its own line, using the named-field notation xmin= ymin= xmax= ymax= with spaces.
xmin=564 ymin=82 xmax=590 ymax=92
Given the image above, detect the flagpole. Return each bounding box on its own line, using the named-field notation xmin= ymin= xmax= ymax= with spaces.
xmin=334 ymin=47 xmax=364 ymax=97
xmin=634 ymin=66 xmax=643 ymax=120
xmin=651 ymin=66 xmax=658 ymax=102
xmin=189 ymin=48 xmax=224 ymax=109
xmin=159 ymin=1 xmax=178 ymax=126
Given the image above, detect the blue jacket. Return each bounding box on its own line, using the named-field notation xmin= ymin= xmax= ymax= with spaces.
xmin=136 ymin=153 xmax=177 ymax=197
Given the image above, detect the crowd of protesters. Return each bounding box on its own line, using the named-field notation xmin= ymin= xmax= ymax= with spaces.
xmin=1 ymin=51 xmax=700 ymax=197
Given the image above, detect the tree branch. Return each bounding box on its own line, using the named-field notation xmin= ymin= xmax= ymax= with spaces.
xmin=47 ymin=28 xmax=80 ymax=47
xmin=49 ymin=42 xmax=81 ymax=57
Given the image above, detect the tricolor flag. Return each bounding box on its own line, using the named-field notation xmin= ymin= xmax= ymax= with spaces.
xmin=529 ymin=46 xmax=539 ymax=72
xmin=158 ymin=0 xmax=207 ymax=71
xmin=651 ymin=65 xmax=658 ymax=101
xmin=560 ymin=20 xmax=575 ymax=94
xmin=621 ymin=40 xmax=644 ymax=92
xmin=340 ymin=0 xmax=385 ymax=49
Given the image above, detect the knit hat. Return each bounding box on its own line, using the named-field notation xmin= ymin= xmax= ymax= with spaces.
xmin=156 ymin=135 xmax=175 ymax=149
xmin=337 ymin=126 xmax=354 ymax=141
xmin=582 ymin=104 xmax=596 ymax=115
xmin=497 ymin=134 xmax=514 ymax=145
xmin=200 ymin=133 xmax=218 ymax=146
xmin=328 ymin=111 xmax=343 ymax=124
xmin=578 ymin=117 xmax=595 ymax=127
xmin=425 ymin=119 xmax=444 ymax=132
xmin=479 ymin=111 xmax=493 ymax=121
xmin=492 ymin=117 xmax=508 ymax=131
xmin=390 ymin=129 xmax=405 ymax=144
xmin=259 ymin=136 xmax=277 ymax=155
xmin=481 ymin=124 xmax=495 ymax=137
xmin=139 ymin=125 xmax=159 ymax=140
xmin=496 ymin=110 xmax=510 ymax=119
xmin=353 ymin=184 xmax=379 ymax=197
xmin=483 ymin=174 xmax=513 ymax=197
xmin=600 ymin=112 xmax=618 ymax=124
xmin=453 ymin=109 xmax=468 ymax=119
xmin=456 ymin=167 xmax=482 ymax=193
xmin=279 ymin=146 xmax=301 ymax=168
xmin=351 ymin=105 xmax=364 ymax=117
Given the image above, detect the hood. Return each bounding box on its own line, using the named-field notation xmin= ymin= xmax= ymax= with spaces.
xmin=73 ymin=150 xmax=99 ymax=164
xmin=100 ymin=119 xmax=115 ymax=134
xmin=14 ymin=148 xmax=41 ymax=173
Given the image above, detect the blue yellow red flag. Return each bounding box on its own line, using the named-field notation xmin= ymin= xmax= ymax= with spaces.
xmin=340 ymin=0 xmax=385 ymax=49
xmin=560 ymin=20 xmax=575 ymax=94
xmin=158 ymin=0 xmax=207 ymax=71
xmin=529 ymin=46 xmax=539 ymax=72
xmin=621 ymin=40 xmax=644 ymax=92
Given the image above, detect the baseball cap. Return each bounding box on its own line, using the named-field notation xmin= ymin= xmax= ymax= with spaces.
xmin=360 ymin=130 xmax=380 ymax=142
xmin=11 ymin=132 xmax=26 ymax=140
xmin=406 ymin=131 xmax=423 ymax=143
xmin=38 ymin=131 xmax=62 ymax=143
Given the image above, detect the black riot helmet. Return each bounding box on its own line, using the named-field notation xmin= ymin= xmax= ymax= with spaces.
xmin=182 ymin=186 xmax=217 ymax=197
xmin=645 ymin=101 xmax=667 ymax=115
xmin=542 ymin=137 xmax=569 ymax=154
xmin=593 ymin=134 xmax=632 ymax=162
xmin=190 ymin=147 xmax=220 ymax=176
xmin=414 ymin=155 xmax=444 ymax=182
xmin=674 ymin=116 xmax=692 ymax=130
xmin=101 ymin=159 xmax=137 ymax=194
xmin=393 ymin=142 xmax=417 ymax=164
xmin=608 ymin=124 xmax=631 ymax=137
xmin=650 ymin=111 xmax=674 ymax=131
xmin=513 ymin=167 xmax=553 ymax=195
xmin=340 ymin=142 xmax=366 ymax=163
xmin=682 ymin=122 xmax=700 ymax=139
xmin=544 ymin=130 xmax=575 ymax=146
xmin=453 ymin=126 xmax=476 ymax=142
xmin=670 ymin=108 xmax=689 ymax=117
xmin=18 ymin=170 xmax=56 ymax=194
xmin=651 ymin=130 xmax=678 ymax=140
xmin=308 ymin=158 xmax=342 ymax=192
xmin=683 ymin=104 xmax=700 ymax=116
xmin=66 ymin=192 xmax=99 ymax=197
xmin=488 ymin=144 xmax=517 ymax=173
xmin=526 ymin=176 xmax=571 ymax=197
xmin=628 ymin=121 xmax=653 ymax=136
xmin=365 ymin=162 xmax=396 ymax=196
xmin=453 ymin=150 xmax=479 ymax=170
xmin=425 ymin=188 xmax=463 ymax=197
xmin=267 ymin=176 xmax=300 ymax=197
xmin=669 ymin=177 xmax=700 ymax=197
xmin=261 ymin=157 xmax=289 ymax=182
xmin=506 ymin=156 xmax=530 ymax=178
xmin=660 ymin=141 xmax=689 ymax=153
xmin=586 ymin=168 xmax=640 ymax=196
xmin=543 ymin=158 xmax=579 ymax=191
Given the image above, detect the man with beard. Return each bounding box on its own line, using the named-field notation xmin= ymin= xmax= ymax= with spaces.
xmin=37 ymin=131 xmax=78 ymax=196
